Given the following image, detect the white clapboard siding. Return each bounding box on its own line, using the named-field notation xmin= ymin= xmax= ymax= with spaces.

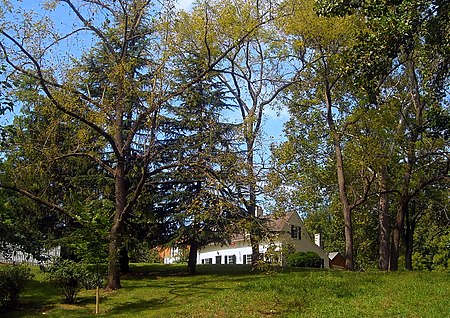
xmin=0 ymin=245 xmax=60 ymax=265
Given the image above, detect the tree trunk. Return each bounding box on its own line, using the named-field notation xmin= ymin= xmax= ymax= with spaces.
xmin=324 ymin=77 xmax=353 ymax=270
xmin=250 ymin=236 xmax=260 ymax=268
xmin=404 ymin=202 xmax=416 ymax=270
xmin=120 ymin=247 xmax=130 ymax=274
xmin=390 ymin=160 xmax=412 ymax=271
xmin=249 ymin=207 xmax=261 ymax=269
xmin=247 ymin=143 xmax=260 ymax=269
xmin=105 ymin=162 xmax=127 ymax=290
xmin=106 ymin=223 xmax=122 ymax=290
xmin=390 ymin=56 xmax=422 ymax=271
xmin=404 ymin=224 xmax=414 ymax=270
xmin=378 ymin=164 xmax=390 ymax=271
xmin=390 ymin=202 xmax=407 ymax=271
xmin=336 ymin=146 xmax=354 ymax=271
xmin=188 ymin=243 xmax=198 ymax=275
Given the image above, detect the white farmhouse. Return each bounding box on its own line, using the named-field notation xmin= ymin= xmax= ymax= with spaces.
xmin=196 ymin=211 xmax=329 ymax=268
xmin=155 ymin=211 xmax=329 ymax=267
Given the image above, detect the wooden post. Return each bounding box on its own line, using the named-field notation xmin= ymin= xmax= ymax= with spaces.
xmin=95 ymin=285 xmax=100 ymax=314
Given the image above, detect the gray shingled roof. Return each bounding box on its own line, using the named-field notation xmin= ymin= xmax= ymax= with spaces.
xmin=230 ymin=212 xmax=294 ymax=242
xmin=265 ymin=211 xmax=294 ymax=232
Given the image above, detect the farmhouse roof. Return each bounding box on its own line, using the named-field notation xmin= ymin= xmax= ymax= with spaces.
xmin=230 ymin=211 xmax=295 ymax=243
xmin=265 ymin=211 xmax=294 ymax=232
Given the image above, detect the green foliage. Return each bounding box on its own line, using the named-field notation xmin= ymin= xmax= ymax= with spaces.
xmin=412 ymin=252 xmax=432 ymax=271
xmin=415 ymin=228 xmax=450 ymax=271
xmin=79 ymin=269 xmax=104 ymax=291
xmin=156 ymin=52 xmax=244 ymax=265
xmin=0 ymin=265 xmax=33 ymax=309
xmin=0 ymin=187 xmax=61 ymax=258
xmin=431 ymin=230 xmax=450 ymax=271
xmin=128 ymin=245 xmax=162 ymax=263
xmin=270 ymin=0 xmax=450 ymax=271
xmin=253 ymin=244 xmax=286 ymax=273
xmin=254 ymin=259 xmax=282 ymax=273
xmin=287 ymin=251 xmax=322 ymax=268
xmin=145 ymin=249 xmax=163 ymax=264
xmin=46 ymin=259 xmax=91 ymax=304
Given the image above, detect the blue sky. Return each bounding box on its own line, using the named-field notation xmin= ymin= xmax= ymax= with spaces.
xmin=176 ymin=0 xmax=195 ymax=11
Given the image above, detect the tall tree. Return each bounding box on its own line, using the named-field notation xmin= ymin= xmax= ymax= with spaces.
xmin=157 ymin=53 xmax=243 ymax=274
xmin=199 ymin=0 xmax=298 ymax=266
xmin=270 ymin=0 xmax=373 ymax=269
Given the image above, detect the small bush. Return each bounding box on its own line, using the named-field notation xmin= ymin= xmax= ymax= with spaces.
xmin=129 ymin=246 xmax=162 ymax=263
xmin=255 ymin=259 xmax=282 ymax=273
xmin=287 ymin=251 xmax=322 ymax=268
xmin=46 ymin=259 xmax=89 ymax=303
xmin=146 ymin=249 xmax=163 ymax=263
xmin=412 ymin=251 xmax=432 ymax=271
xmin=0 ymin=265 xmax=34 ymax=309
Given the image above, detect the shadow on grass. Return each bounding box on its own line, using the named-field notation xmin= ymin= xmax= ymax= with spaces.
xmin=4 ymin=279 xmax=90 ymax=317
xmin=106 ymin=296 xmax=172 ymax=315
xmin=5 ymin=267 xmax=103 ymax=318
xmin=103 ymin=264 xmax=265 ymax=316
xmin=122 ymin=268 xmax=260 ymax=293
xmin=123 ymin=263 xmax=258 ymax=286
xmin=106 ymin=279 xmax=257 ymax=316
xmin=129 ymin=263 xmax=254 ymax=276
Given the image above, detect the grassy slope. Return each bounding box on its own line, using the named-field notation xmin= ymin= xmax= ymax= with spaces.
xmin=5 ymin=264 xmax=450 ymax=318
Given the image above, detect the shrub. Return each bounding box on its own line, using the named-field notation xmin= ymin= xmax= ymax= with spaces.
xmin=255 ymin=259 xmax=282 ymax=273
xmin=412 ymin=251 xmax=432 ymax=271
xmin=128 ymin=246 xmax=164 ymax=263
xmin=46 ymin=259 xmax=89 ymax=303
xmin=0 ymin=265 xmax=34 ymax=309
xmin=146 ymin=249 xmax=163 ymax=263
xmin=287 ymin=251 xmax=322 ymax=268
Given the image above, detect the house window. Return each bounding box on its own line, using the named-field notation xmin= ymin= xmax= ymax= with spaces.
xmin=201 ymin=258 xmax=212 ymax=264
xmin=227 ymin=255 xmax=236 ymax=264
xmin=291 ymin=225 xmax=297 ymax=239
xmin=215 ymin=255 xmax=222 ymax=264
xmin=171 ymin=247 xmax=178 ymax=257
xmin=291 ymin=225 xmax=301 ymax=239
xmin=242 ymin=254 xmax=252 ymax=265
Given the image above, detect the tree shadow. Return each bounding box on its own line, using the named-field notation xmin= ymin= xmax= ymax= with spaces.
xmin=106 ymin=296 xmax=171 ymax=315
xmin=106 ymin=277 xmax=258 ymax=316
xmin=105 ymin=267 xmax=265 ymax=316
xmin=6 ymin=275 xmax=100 ymax=317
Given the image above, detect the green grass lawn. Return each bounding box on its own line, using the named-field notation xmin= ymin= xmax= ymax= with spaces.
xmin=5 ymin=264 xmax=450 ymax=318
